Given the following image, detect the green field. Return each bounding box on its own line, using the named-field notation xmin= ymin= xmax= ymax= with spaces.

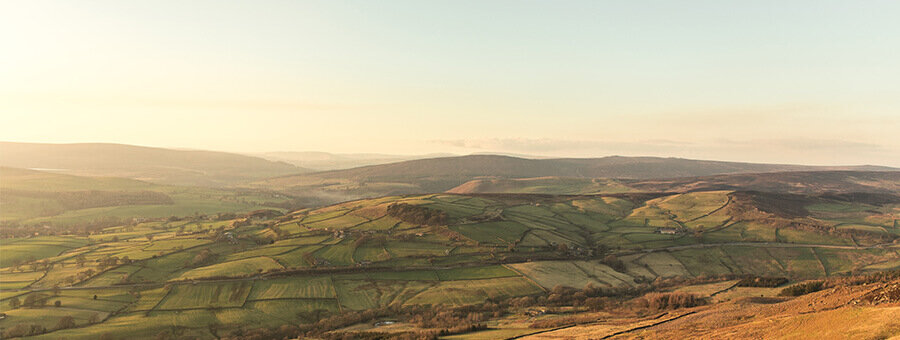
xmin=3 ymin=189 xmax=900 ymax=339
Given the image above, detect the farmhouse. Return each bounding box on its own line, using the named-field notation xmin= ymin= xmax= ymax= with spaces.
xmin=656 ymin=227 xmax=681 ymax=235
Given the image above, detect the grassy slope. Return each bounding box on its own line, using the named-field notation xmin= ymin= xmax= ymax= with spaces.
xmin=0 ymin=167 xmax=292 ymax=225
xmin=2 ymin=191 xmax=899 ymax=338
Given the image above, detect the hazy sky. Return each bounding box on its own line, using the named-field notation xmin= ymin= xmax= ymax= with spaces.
xmin=1 ymin=1 xmax=898 ymax=166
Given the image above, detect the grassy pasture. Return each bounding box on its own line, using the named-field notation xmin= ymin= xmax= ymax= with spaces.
xmin=24 ymin=310 xmax=218 ymax=340
xmin=313 ymin=241 xmax=357 ymax=266
xmin=765 ymin=247 xmax=826 ymax=278
xmin=721 ymin=246 xmax=786 ymax=277
xmin=384 ymin=240 xmax=452 ymax=258
xmin=365 ymin=270 xmax=440 ymax=281
xmin=570 ymin=197 xmax=633 ymax=217
xmin=450 ymin=221 xmax=529 ymax=245
xmin=273 ymin=245 xmax=324 ymax=267
xmin=177 ymin=257 xmax=283 ymax=280
xmin=156 ymin=282 xmax=252 ymax=309
xmin=333 ymin=279 xmax=433 ymax=310
xmin=634 ymin=252 xmax=691 ymax=278
xmin=405 ymin=277 xmax=542 ymax=306
xmin=0 ymin=307 xmax=106 ymax=331
xmin=435 ymin=265 xmax=518 ymax=281
xmin=836 ymin=224 xmax=888 ymax=233
xmin=0 ymin=238 xmax=88 ymax=268
xmin=247 ymin=276 xmax=335 ymax=300
xmin=306 ymin=214 xmax=370 ymax=230
xmin=656 ymin=191 xmax=730 ymax=223
xmin=670 ymin=248 xmax=740 ymax=276
xmin=0 ymin=271 xmax=44 ymax=282
xmin=130 ymin=286 xmax=169 ymax=311
xmin=272 ymin=235 xmax=331 ymax=246
xmin=80 ymin=264 xmax=142 ymax=287
xmin=354 ymin=245 xmax=392 ymax=262
xmin=509 ymin=261 xmax=602 ymax=289
xmin=143 ymin=238 xmax=210 ymax=252
xmin=247 ymin=299 xmax=340 ymax=321
xmin=224 ymin=245 xmax=298 ymax=262
xmin=353 ymin=216 xmax=400 ymax=231
xmin=301 ymin=209 xmax=350 ymax=224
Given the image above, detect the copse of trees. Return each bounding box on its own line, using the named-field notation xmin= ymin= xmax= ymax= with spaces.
xmin=55 ymin=315 xmax=76 ymax=330
xmin=736 ymin=276 xmax=789 ymax=288
xmin=779 ymin=281 xmax=824 ymax=296
xmin=1 ymin=323 xmax=47 ymax=338
xmin=638 ymin=292 xmax=706 ymax=310
xmin=386 ymin=203 xmax=448 ymax=226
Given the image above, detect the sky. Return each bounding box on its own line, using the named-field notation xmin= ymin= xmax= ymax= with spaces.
xmin=1 ymin=1 xmax=898 ymax=166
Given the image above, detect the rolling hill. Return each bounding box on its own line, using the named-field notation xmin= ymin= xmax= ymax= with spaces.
xmin=0 ymin=142 xmax=308 ymax=187
xmin=2 ymin=190 xmax=899 ymax=339
xmin=449 ymin=171 xmax=900 ymax=195
xmin=0 ymin=167 xmax=294 ymax=227
xmin=252 ymin=151 xmax=454 ymax=171
xmin=253 ymin=155 xmax=897 ymax=205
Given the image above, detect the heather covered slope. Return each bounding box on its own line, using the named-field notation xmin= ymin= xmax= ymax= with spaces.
xmin=526 ymin=276 xmax=900 ymax=340
xmin=0 ymin=142 xmax=308 ymax=187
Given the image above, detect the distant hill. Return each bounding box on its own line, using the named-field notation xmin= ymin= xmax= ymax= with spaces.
xmin=252 ymin=151 xmax=454 ymax=171
xmin=253 ymin=155 xmax=897 ymax=204
xmin=0 ymin=167 xmax=295 ymax=226
xmin=449 ymin=171 xmax=900 ymax=195
xmin=0 ymin=142 xmax=309 ymax=187
xmin=625 ymin=170 xmax=900 ymax=194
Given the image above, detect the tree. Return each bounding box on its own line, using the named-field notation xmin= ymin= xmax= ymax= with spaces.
xmin=146 ymin=234 xmax=155 ymax=242
xmin=54 ymin=300 xmax=62 ymax=307
xmin=55 ymin=316 xmax=76 ymax=330
xmin=23 ymin=294 xmax=38 ymax=307
xmin=8 ymin=296 xmax=20 ymax=308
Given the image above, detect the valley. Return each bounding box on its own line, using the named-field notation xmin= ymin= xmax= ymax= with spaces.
xmin=2 ymin=185 xmax=900 ymax=339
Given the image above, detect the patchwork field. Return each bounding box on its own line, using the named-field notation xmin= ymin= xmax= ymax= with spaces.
xmin=3 ymin=190 xmax=900 ymax=339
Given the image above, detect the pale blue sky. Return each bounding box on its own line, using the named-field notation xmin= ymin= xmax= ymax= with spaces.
xmin=1 ymin=1 xmax=898 ymax=165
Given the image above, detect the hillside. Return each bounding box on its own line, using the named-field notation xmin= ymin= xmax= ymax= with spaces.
xmin=253 ymin=155 xmax=897 ymax=206
xmin=0 ymin=142 xmax=308 ymax=187
xmin=450 ymin=171 xmax=900 ymax=195
xmin=0 ymin=167 xmax=295 ymax=228
xmin=525 ymin=275 xmax=900 ymax=339
xmin=252 ymin=151 xmax=454 ymax=171
xmin=2 ymin=190 xmax=899 ymax=338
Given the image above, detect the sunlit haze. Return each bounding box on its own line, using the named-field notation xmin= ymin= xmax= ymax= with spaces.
xmin=1 ymin=1 xmax=898 ymax=166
